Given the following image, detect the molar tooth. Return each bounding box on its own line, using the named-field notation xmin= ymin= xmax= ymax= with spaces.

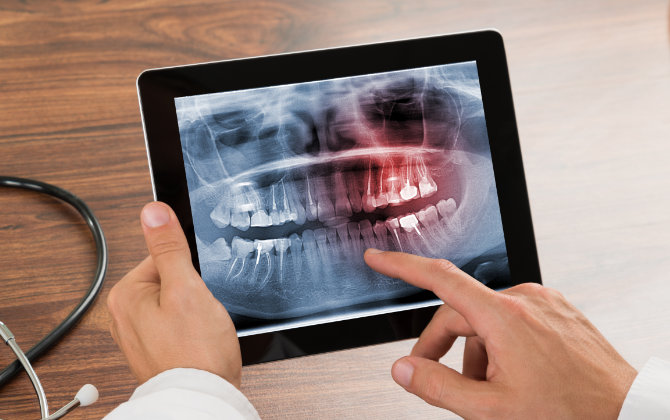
xmin=436 ymin=198 xmax=458 ymax=218
xmin=417 ymin=205 xmax=447 ymax=242
xmin=198 ymin=237 xmax=232 ymax=263
xmin=416 ymin=155 xmax=438 ymax=198
xmin=252 ymin=239 xmax=275 ymax=290
xmin=289 ymin=233 xmax=303 ymax=282
xmin=373 ymin=221 xmax=390 ymax=250
xmin=333 ymin=172 xmax=353 ymax=217
xmin=250 ymin=209 xmax=272 ymax=227
xmin=210 ymin=200 xmax=231 ymax=228
xmin=399 ymin=214 xmax=433 ymax=256
xmin=269 ymin=184 xmax=281 ymax=225
xmin=359 ymin=219 xmax=376 ymax=250
xmin=385 ymin=217 xmax=404 ymax=252
xmin=400 ymin=156 xmax=419 ymax=201
xmin=230 ymin=211 xmax=251 ymax=231
xmin=227 ymin=237 xmax=254 ymax=282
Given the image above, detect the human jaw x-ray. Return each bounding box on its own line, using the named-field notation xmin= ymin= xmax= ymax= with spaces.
xmin=175 ymin=61 xmax=508 ymax=323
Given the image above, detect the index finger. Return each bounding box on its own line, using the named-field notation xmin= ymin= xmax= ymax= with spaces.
xmin=364 ymin=249 xmax=501 ymax=333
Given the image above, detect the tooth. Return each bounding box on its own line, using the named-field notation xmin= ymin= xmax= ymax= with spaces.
xmin=437 ymin=198 xmax=463 ymax=235
xmin=437 ymin=198 xmax=457 ymax=218
xmin=274 ymin=238 xmax=290 ymax=287
xmin=345 ymin=171 xmax=363 ymax=213
xmin=336 ymin=223 xmax=351 ymax=251
xmin=198 ymin=237 xmax=232 ymax=263
xmin=385 ymin=217 xmax=404 ymax=252
xmin=314 ymin=228 xmax=331 ymax=262
xmin=230 ymin=211 xmax=250 ymax=231
xmin=250 ymin=209 xmax=272 ymax=227
xmin=279 ymin=179 xmax=293 ymax=224
xmin=347 ymin=222 xmax=363 ymax=258
xmin=227 ymin=237 xmax=254 ymax=282
xmin=362 ymin=158 xmax=377 ymax=213
xmin=416 ymin=155 xmax=438 ymax=198
xmin=233 ymin=182 xmax=261 ymax=213
xmin=305 ymin=175 xmax=318 ymax=221
xmin=333 ymin=172 xmax=353 ymax=217
xmin=269 ymin=184 xmax=281 ymax=225
xmin=417 ymin=205 xmax=447 ymax=242
xmin=289 ymin=233 xmax=303 ymax=282
xmin=399 ymin=213 xmax=433 ymax=256
xmin=252 ymin=239 xmax=275 ymax=289
xmin=400 ymin=156 xmax=418 ymax=201
xmin=286 ymin=181 xmax=306 ymax=225
xmin=301 ymin=229 xmax=320 ymax=276
xmin=359 ymin=219 xmax=376 ymax=250
xmin=383 ymin=160 xmax=402 ymax=205
xmin=210 ymin=200 xmax=231 ymax=228
xmin=375 ymin=159 xmax=389 ymax=209
xmin=315 ymin=178 xmax=335 ymax=222
xmin=373 ymin=221 xmax=390 ymax=250
xmin=326 ymin=228 xmax=340 ymax=259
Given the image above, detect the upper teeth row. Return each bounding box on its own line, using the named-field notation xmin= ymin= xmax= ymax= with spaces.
xmin=210 ymin=155 xmax=440 ymax=230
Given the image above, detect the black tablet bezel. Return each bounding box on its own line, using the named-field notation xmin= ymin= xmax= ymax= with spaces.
xmin=137 ymin=30 xmax=541 ymax=365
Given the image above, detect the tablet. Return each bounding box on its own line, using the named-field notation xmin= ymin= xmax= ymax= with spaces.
xmin=137 ymin=30 xmax=541 ymax=364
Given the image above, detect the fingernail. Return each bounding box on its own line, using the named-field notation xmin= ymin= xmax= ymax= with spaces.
xmin=142 ymin=202 xmax=170 ymax=228
xmin=393 ymin=359 xmax=414 ymax=388
xmin=366 ymin=248 xmax=384 ymax=255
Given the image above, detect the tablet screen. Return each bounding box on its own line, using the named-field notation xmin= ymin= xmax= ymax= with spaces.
xmin=173 ymin=60 xmax=510 ymax=334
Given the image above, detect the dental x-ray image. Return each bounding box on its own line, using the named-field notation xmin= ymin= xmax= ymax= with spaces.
xmin=175 ymin=61 xmax=510 ymax=333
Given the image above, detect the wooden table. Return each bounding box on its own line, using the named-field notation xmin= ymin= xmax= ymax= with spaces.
xmin=1 ymin=1 xmax=669 ymax=418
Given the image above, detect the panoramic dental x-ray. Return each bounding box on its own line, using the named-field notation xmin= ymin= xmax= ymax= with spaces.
xmin=174 ymin=61 xmax=509 ymax=331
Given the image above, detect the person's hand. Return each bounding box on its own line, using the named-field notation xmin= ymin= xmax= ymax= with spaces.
xmin=364 ymin=250 xmax=637 ymax=419
xmin=107 ymin=201 xmax=241 ymax=387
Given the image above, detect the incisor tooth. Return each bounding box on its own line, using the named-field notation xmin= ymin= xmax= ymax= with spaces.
xmin=359 ymin=219 xmax=376 ymax=250
xmin=333 ymin=172 xmax=353 ymax=217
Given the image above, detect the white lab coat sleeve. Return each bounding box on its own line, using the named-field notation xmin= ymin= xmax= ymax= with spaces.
xmin=618 ymin=357 xmax=670 ymax=420
xmin=103 ymin=368 xmax=260 ymax=420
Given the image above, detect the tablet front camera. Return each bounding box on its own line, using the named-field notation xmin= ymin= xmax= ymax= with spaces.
xmin=176 ymin=62 xmax=507 ymax=320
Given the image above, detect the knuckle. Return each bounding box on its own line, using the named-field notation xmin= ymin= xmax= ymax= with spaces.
xmin=514 ymin=282 xmax=544 ymax=295
xmin=150 ymin=238 xmax=188 ymax=260
xmin=429 ymin=258 xmax=458 ymax=275
xmin=500 ymin=294 xmax=530 ymax=318
xmin=106 ymin=284 xmax=122 ymax=318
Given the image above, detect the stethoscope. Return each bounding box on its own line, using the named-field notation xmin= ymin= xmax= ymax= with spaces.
xmin=0 ymin=176 xmax=107 ymax=419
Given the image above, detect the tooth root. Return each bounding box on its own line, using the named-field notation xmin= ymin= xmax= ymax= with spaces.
xmin=286 ymin=182 xmax=306 ymax=225
xmin=289 ymin=233 xmax=303 ymax=281
xmin=399 ymin=214 xmax=433 ymax=256
xmin=417 ymin=206 xmax=446 ymax=242
xmin=384 ymin=160 xmax=402 ymax=205
xmin=345 ymin=172 xmax=363 ymax=213
xmin=373 ymin=221 xmax=390 ymax=250
xmin=210 ymin=200 xmax=231 ymax=228
xmin=269 ymin=184 xmax=281 ymax=225
xmin=250 ymin=209 xmax=272 ymax=227
xmin=279 ymin=180 xmax=292 ymax=224
xmin=230 ymin=211 xmax=251 ymax=231
xmin=359 ymin=219 xmax=376 ymax=250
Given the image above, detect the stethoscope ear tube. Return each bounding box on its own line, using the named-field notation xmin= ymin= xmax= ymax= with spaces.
xmin=0 ymin=176 xmax=108 ymax=393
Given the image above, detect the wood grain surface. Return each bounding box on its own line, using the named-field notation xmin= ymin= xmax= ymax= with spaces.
xmin=1 ymin=1 xmax=669 ymax=418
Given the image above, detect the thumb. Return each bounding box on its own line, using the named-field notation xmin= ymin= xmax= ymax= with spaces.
xmin=140 ymin=201 xmax=197 ymax=287
xmin=392 ymin=356 xmax=498 ymax=418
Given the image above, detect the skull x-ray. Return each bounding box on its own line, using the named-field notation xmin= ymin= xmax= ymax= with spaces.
xmin=175 ymin=61 xmax=509 ymax=331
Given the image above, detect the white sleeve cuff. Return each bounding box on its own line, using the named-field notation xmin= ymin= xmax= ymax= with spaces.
xmin=618 ymin=357 xmax=670 ymax=420
xmin=104 ymin=368 xmax=260 ymax=420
